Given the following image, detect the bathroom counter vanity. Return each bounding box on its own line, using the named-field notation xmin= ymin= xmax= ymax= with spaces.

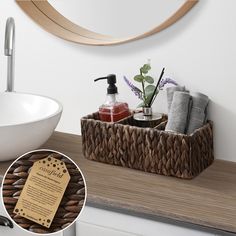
xmin=0 ymin=132 xmax=236 ymax=236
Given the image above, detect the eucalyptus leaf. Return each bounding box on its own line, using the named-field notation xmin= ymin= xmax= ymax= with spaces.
xmin=145 ymin=85 xmax=156 ymax=95
xmin=144 ymin=76 xmax=154 ymax=84
xmin=144 ymin=63 xmax=151 ymax=70
xmin=140 ymin=64 xmax=151 ymax=74
xmin=144 ymin=85 xmax=159 ymax=105
xmin=145 ymin=93 xmax=154 ymax=105
xmin=134 ymin=75 xmax=144 ymax=82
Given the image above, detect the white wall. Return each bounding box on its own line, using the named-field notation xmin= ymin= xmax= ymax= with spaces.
xmin=0 ymin=0 xmax=236 ymax=161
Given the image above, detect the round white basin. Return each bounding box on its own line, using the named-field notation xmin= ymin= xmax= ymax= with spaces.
xmin=0 ymin=92 xmax=63 ymax=161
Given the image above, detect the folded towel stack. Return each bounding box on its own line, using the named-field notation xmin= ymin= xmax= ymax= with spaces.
xmin=186 ymin=92 xmax=209 ymax=134
xmin=165 ymin=88 xmax=209 ymax=134
xmin=165 ymin=91 xmax=192 ymax=134
xmin=166 ymin=86 xmax=186 ymax=112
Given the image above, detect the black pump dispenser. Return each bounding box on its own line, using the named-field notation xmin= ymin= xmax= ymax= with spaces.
xmin=94 ymin=74 xmax=130 ymax=122
xmin=94 ymin=74 xmax=118 ymax=94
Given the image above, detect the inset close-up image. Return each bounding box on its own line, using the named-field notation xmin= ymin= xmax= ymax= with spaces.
xmin=1 ymin=150 xmax=86 ymax=234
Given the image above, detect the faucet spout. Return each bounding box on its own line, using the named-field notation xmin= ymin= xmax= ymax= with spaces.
xmin=4 ymin=17 xmax=15 ymax=92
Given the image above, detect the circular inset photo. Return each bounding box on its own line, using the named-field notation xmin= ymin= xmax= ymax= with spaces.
xmin=1 ymin=149 xmax=87 ymax=234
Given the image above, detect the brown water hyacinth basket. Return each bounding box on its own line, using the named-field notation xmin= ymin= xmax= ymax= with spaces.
xmin=81 ymin=112 xmax=214 ymax=179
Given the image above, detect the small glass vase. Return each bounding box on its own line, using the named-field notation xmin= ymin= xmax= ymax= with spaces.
xmin=133 ymin=107 xmax=162 ymax=127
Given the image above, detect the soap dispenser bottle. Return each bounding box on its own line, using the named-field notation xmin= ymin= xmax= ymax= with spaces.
xmin=94 ymin=74 xmax=130 ymax=122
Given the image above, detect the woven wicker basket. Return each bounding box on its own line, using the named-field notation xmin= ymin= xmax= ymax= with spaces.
xmin=81 ymin=112 xmax=214 ymax=179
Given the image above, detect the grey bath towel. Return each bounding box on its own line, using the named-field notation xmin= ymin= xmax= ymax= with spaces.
xmin=166 ymin=86 xmax=186 ymax=112
xmin=165 ymin=91 xmax=192 ymax=134
xmin=186 ymin=92 xmax=209 ymax=135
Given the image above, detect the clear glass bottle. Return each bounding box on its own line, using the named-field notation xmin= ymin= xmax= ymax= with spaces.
xmin=94 ymin=74 xmax=130 ymax=122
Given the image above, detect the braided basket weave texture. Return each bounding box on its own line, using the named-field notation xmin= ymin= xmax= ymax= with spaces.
xmin=81 ymin=113 xmax=214 ymax=179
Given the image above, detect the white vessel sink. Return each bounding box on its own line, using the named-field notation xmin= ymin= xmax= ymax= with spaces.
xmin=0 ymin=92 xmax=62 ymax=161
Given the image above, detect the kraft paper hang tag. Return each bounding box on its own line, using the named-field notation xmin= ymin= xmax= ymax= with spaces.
xmin=14 ymin=156 xmax=70 ymax=228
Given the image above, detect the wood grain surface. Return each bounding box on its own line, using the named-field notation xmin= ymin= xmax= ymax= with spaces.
xmin=0 ymin=132 xmax=236 ymax=233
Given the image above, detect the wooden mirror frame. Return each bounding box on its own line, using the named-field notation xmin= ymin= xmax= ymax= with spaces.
xmin=16 ymin=0 xmax=198 ymax=45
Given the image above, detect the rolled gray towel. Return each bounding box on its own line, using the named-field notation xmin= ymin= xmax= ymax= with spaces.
xmin=186 ymin=92 xmax=209 ymax=135
xmin=165 ymin=91 xmax=192 ymax=134
xmin=167 ymin=86 xmax=186 ymax=112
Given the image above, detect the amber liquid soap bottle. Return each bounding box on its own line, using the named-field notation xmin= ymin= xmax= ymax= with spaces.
xmin=94 ymin=74 xmax=130 ymax=122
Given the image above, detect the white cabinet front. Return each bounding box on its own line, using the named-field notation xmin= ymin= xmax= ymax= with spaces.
xmin=77 ymin=221 xmax=140 ymax=236
xmin=77 ymin=206 xmax=216 ymax=236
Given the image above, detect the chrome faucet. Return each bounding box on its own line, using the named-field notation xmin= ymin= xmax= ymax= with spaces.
xmin=4 ymin=17 xmax=15 ymax=92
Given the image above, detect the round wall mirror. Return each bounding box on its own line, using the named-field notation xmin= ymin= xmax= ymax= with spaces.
xmin=16 ymin=0 xmax=198 ymax=45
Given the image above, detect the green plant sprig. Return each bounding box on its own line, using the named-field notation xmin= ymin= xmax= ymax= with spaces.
xmin=133 ymin=63 xmax=157 ymax=107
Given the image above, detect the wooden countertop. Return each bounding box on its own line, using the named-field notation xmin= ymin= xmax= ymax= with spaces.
xmin=0 ymin=132 xmax=236 ymax=233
